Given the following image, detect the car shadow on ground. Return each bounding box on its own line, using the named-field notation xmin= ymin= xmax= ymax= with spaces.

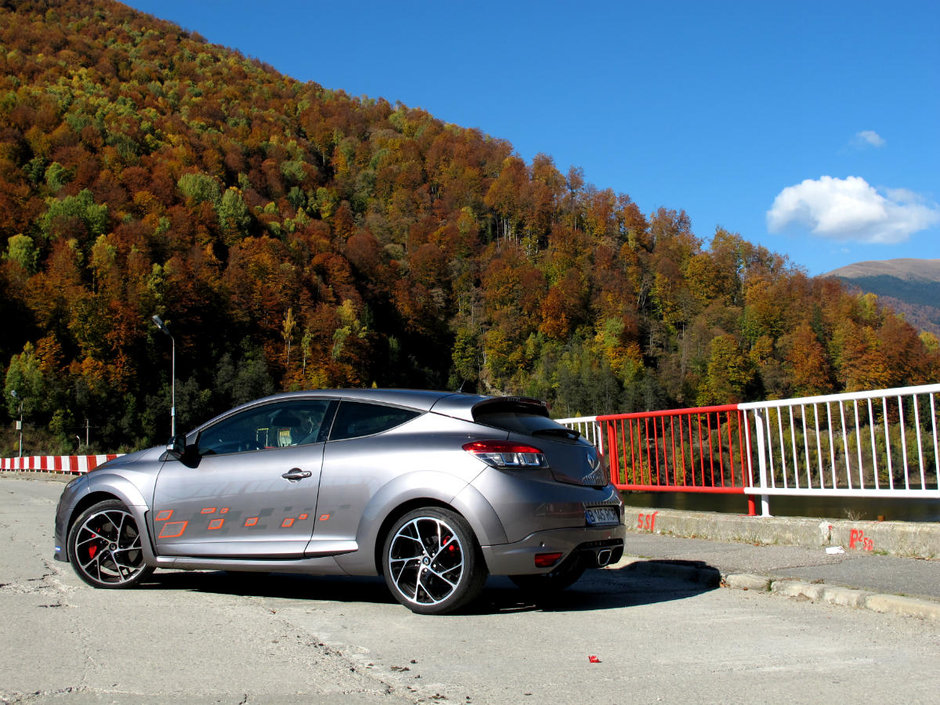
xmin=478 ymin=559 xmax=721 ymax=614
xmin=137 ymin=559 xmax=720 ymax=614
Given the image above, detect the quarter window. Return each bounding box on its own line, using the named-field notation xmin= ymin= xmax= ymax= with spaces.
xmin=329 ymin=402 xmax=420 ymax=441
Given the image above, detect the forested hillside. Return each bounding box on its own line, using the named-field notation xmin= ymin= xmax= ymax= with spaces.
xmin=2 ymin=0 xmax=938 ymax=453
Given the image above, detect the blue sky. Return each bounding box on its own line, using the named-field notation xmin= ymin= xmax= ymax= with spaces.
xmin=123 ymin=0 xmax=939 ymax=275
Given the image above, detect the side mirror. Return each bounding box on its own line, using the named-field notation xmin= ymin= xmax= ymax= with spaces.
xmin=165 ymin=434 xmax=186 ymax=459
xmin=164 ymin=434 xmax=201 ymax=467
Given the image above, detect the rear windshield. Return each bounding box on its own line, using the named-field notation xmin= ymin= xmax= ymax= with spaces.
xmin=472 ymin=398 xmax=573 ymax=437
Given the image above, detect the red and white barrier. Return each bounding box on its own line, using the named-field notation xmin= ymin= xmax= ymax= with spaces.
xmin=0 ymin=454 xmax=122 ymax=474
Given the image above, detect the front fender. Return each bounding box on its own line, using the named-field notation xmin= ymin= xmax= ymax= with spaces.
xmin=62 ymin=469 xmax=159 ymax=565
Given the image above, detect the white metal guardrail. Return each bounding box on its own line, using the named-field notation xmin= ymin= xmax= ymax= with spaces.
xmin=740 ymin=383 xmax=940 ymax=516
xmin=557 ymin=416 xmax=604 ymax=454
xmin=561 ymin=383 xmax=940 ymax=517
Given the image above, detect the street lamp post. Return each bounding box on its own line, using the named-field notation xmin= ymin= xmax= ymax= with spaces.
xmin=11 ymin=390 xmax=22 ymax=458
xmin=151 ymin=315 xmax=176 ymax=437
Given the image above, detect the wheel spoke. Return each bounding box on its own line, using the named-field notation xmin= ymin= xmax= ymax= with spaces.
xmin=79 ymin=551 xmax=102 ymax=575
xmin=429 ymin=534 xmax=457 ymax=562
xmin=79 ymin=528 xmax=110 ymax=544
xmin=424 ymin=565 xmax=458 ymax=588
xmin=389 ymin=555 xmax=419 ymax=584
xmin=115 ymin=557 xmax=134 ymax=579
xmin=111 ymin=547 xmax=139 ymax=575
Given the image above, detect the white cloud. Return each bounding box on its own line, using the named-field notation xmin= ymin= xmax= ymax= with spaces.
xmin=854 ymin=130 xmax=885 ymax=148
xmin=767 ymin=176 xmax=940 ymax=244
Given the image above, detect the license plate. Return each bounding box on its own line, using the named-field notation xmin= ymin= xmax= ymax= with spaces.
xmin=585 ymin=507 xmax=619 ymax=526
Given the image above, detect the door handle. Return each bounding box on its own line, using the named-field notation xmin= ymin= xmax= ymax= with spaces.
xmin=282 ymin=468 xmax=312 ymax=481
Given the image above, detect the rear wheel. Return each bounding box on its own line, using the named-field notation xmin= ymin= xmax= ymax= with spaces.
xmin=382 ymin=507 xmax=487 ymax=615
xmin=68 ymin=499 xmax=153 ymax=588
xmin=510 ymin=555 xmax=585 ymax=594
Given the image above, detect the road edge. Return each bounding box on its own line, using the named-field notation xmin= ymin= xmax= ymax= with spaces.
xmin=611 ymin=556 xmax=940 ymax=621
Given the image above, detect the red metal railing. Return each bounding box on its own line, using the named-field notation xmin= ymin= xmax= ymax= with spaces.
xmin=598 ymin=405 xmax=754 ymax=495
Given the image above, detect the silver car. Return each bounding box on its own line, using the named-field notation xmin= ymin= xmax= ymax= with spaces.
xmin=54 ymin=389 xmax=625 ymax=614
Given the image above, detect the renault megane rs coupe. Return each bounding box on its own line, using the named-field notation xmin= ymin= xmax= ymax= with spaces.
xmin=54 ymin=389 xmax=625 ymax=614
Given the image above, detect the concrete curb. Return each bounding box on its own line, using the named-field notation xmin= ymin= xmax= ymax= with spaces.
xmin=622 ymin=505 xmax=940 ymax=559
xmin=611 ymin=556 xmax=940 ymax=621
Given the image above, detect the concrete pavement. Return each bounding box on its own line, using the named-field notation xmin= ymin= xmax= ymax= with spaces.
xmin=6 ymin=473 xmax=940 ymax=705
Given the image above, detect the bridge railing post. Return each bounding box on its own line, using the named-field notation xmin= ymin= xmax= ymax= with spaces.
xmin=751 ymin=408 xmax=772 ymax=517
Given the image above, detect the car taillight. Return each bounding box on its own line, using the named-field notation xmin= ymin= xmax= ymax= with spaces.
xmin=462 ymin=440 xmax=548 ymax=469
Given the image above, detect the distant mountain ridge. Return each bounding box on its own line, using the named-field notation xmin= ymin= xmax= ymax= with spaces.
xmin=825 ymin=259 xmax=940 ymax=337
xmin=827 ymin=258 xmax=940 ymax=282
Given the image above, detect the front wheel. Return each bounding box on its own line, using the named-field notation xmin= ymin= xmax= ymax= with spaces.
xmin=382 ymin=507 xmax=487 ymax=615
xmin=68 ymin=499 xmax=153 ymax=588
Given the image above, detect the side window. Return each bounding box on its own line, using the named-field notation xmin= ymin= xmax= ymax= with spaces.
xmin=328 ymin=402 xmax=420 ymax=441
xmin=198 ymin=399 xmax=334 ymax=456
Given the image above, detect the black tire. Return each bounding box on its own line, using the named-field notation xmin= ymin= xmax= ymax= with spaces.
xmin=382 ymin=507 xmax=487 ymax=615
xmin=68 ymin=499 xmax=153 ymax=589
xmin=510 ymin=555 xmax=585 ymax=594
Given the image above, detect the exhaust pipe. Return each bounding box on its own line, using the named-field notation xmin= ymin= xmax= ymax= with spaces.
xmin=595 ymin=548 xmax=612 ymax=567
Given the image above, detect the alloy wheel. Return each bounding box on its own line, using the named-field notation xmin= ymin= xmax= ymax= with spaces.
xmin=383 ymin=508 xmax=485 ymax=614
xmin=69 ymin=501 xmax=151 ymax=588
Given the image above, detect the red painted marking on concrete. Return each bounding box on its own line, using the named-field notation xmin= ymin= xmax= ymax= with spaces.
xmin=637 ymin=511 xmax=659 ymax=532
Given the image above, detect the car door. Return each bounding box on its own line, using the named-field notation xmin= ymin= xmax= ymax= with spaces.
xmin=152 ymin=398 xmax=335 ymax=558
xmin=306 ymin=400 xmax=421 ymax=553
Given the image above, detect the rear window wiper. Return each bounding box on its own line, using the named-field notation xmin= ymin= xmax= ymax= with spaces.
xmin=532 ymin=427 xmax=581 ymax=441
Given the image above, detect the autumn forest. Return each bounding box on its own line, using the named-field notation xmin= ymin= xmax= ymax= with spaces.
xmin=2 ymin=0 xmax=938 ymax=454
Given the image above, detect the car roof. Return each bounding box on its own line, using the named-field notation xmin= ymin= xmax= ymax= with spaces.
xmin=189 ymin=389 xmax=544 ymax=436
xmin=264 ymin=388 xmax=485 ymax=411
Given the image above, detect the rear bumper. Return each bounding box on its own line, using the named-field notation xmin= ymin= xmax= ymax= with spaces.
xmin=481 ymin=523 xmax=626 ymax=575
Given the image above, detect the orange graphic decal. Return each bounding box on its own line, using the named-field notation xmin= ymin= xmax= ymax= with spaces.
xmin=298 ymin=513 xmax=309 ymax=521
xmin=318 ymin=514 xmax=331 ymax=522
xmin=158 ymin=521 xmax=188 ymax=538
xmin=244 ymin=517 xmax=259 ymax=527
xmin=281 ymin=518 xmax=296 ymax=528
xmin=220 ymin=507 xmax=229 ymax=514
xmin=208 ymin=518 xmax=225 ymax=530
xmin=200 ymin=507 xmax=216 ymax=514
xmin=154 ymin=510 xmax=173 ymax=522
